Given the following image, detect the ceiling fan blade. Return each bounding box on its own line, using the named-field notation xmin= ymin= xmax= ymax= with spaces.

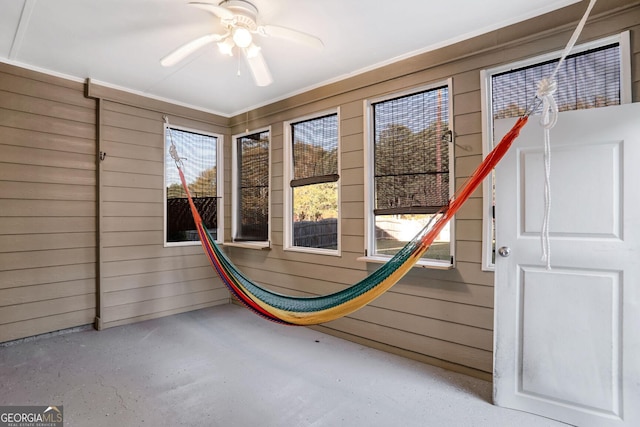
xmin=188 ymin=2 xmax=234 ymax=20
xmin=160 ymin=34 xmax=223 ymax=67
xmin=259 ymin=25 xmax=324 ymax=49
xmin=244 ymin=50 xmax=273 ymax=87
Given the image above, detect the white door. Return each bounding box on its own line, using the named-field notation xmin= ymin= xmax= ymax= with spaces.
xmin=493 ymin=104 xmax=640 ymax=427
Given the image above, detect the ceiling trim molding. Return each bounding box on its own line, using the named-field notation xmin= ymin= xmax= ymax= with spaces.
xmin=0 ymin=57 xmax=84 ymax=84
xmin=85 ymin=78 xmax=230 ymax=126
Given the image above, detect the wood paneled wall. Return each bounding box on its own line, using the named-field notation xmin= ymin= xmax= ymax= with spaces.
xmin=0 ymin=69 xmax=233 ymax=342
xmin=225 ymin=1 xmax=640 ymax=379
xmin=0 ymin=64 xmax=96 ymax=342
xmin=86 ymin=83 xmax=231 ymax=329
xmin=0 ymin=0 xmax=637 ymax=381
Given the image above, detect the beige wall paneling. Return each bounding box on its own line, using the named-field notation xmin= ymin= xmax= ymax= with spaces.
xmin=86 ymin=82 xmax=231 ymax=329
xmin=226 ymin=1 xmax=640 ymax=379
xmin=1 ymin=0 xmax=637 ymax=377
xmin=0 ymin=63 xmax=96 ymax=342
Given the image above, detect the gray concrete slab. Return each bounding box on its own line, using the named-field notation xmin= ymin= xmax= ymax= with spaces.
xmin=0 ymin=304 xmax=567 ymax=426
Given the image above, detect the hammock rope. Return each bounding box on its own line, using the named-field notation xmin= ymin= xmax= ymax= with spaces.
xmin=166 ymin=115 xmax=529 ymax=325
xmin=162 ymin=0 xmax=599 ymax=325
xmin=537 ymin=0 xmax=597 ymax=269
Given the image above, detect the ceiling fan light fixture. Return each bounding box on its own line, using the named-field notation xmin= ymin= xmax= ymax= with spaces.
xmin=232 ymin=27 xmax=252 ymax=48
xmin=244 ymin=43 xmax=261 ymax=59
xmin=217 ymin=37 xmax=234 ymax=56
xmin=171 ymin=0 xmax=322 ymax=87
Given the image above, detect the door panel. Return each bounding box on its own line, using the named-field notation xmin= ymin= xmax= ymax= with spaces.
xmin=494 ymin=104 xmax=640 ymax=427
xmin=520 ymin=142 xmax=622 ymax=237
xmin=519 ymin=267 xmax=621 ymax=414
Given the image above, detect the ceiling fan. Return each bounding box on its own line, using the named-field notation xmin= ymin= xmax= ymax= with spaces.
xmin=160 ymin=0 xmax=324 ymax=87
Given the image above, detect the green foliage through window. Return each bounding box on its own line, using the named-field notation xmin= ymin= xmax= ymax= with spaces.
xmin=290 ymin=114 xmax=339 ymax=250
xmin=165 ymin=127 xmax=218 ymax=243
xmin=235 ymin=131 xmax=269 ymax=241
xmin=372 ymin=86 xmax=451 ymax=262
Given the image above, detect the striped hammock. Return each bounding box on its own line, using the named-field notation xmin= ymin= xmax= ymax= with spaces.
xmin=172 ymin=116 xmax=528 ymax=325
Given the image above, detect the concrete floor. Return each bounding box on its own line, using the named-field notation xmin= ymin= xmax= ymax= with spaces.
xmin=0 ymin=304 xmax=568 ymax=427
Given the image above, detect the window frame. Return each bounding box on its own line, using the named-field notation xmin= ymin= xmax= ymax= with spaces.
xmin=362 ymin=79 xmax=455 ymax=269
xmin=283 ymin=108 xmax=341 ymax=256
xmin=230 ymin=126 xmax=271 ymax=249
xmin=163 ymin=123 xmax=224 ymax=247
xmin=480 ymin=32 xmax=632 ymax=271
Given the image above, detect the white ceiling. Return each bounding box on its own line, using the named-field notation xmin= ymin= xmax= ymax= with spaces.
xmin=1 ymin=0 xmax=581 ymax=117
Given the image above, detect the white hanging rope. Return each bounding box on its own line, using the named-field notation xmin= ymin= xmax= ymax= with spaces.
xmin=536 ymin=0 xmax=597 ymax=270
xmin=163 ymin=115 xmax=185 ymax=170
xmin=536 ymin=78 xmax=556 ymax=269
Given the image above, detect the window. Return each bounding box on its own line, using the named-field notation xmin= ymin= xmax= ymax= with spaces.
xmin=164 ymin=124 xmax=223 ymax=246
xmin=284 ymin=112 xmax=340 ymax=254
xmin=481 ymin=33 xmax=631 ymax=270
xmin=365 ymin=81 xmax=454 ymax=268
xmin=492 ymin=44 xmax=622 ymax=119
xmin=232 ymin=128 xmax=270 ymax=246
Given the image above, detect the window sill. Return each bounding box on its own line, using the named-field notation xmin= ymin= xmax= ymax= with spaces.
xmin=223 ymin=241 xmax=271 ymax=250
xmin=164 ymin=241 xmax=204 ymax=248
xmin=356 ymin=255 xmax=454 ymax=270
xmin=284 ymin=246 xmax=341 ymax=257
